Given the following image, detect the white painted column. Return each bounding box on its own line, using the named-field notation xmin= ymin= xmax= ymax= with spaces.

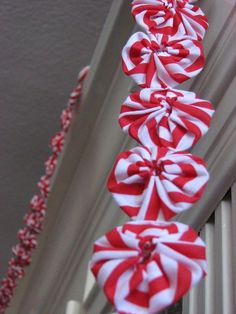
xmin=66 ymin=301 xmax=81 ymax=314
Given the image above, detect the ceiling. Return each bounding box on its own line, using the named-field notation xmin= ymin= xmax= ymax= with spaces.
xmin=0 ymin=0 xmax=111 ymax=278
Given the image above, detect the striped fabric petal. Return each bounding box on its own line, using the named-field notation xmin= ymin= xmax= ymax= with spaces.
xmin=119 ymin=88 xmax=214 ymax=151
xmin=107 ymin=146 xmax=209 ymax=221
xmin=122 ymin=32 xmax=205 ymax=88
xmin=131 ymin=0 xmax=208 ymax=40
xmin=91 ymin=220 xmax=207 ymax=314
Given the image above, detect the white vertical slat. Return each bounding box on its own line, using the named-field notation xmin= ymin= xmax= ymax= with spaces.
xmin=230 ymin=182 xmax=236 ymax=314
xmin=196 ymin=228 xmax=206 ymax=313
xmin=215 ymin=203 xmax=224 ymax=314
xmin=204 ymin=221 xmax=215 ymax=314
xmin=215 ymin=199 xmax=234 ymax=314
xmin=182 ymin=293 xmax=190 ymax=314
xmin=65 ymin=301 xmax=81 ymax=314
xmin=83 ymin=267 xmax=96 ymax=303
xmin=183 ymin=226 xmax=207 ymax=314
xmin=220 ymin=199 xmax=234 ymax=314
xmin=188 ymin=286 xmax=199 ymax=314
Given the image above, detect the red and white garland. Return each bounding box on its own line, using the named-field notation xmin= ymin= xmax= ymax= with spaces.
xmin=91 ymin=1 xmax=213 ymax=313
xmin=0 ymin=66 xmax=89 ymax=313
xmin=0 ymin=1 xmax=213 ymax=312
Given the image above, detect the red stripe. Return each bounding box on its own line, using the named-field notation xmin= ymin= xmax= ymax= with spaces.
xmin=144 ymin=181 xmax=161 ymax=220
xmin=174 ymin=263 xmax=192 ymax=302
xmin=104 ymin=257 xmax=139 ymax=304
xmin=106 ymin=229 xmax=129 ymax=249
xmin=126 ymin=289 xmax=149 ymax=308
xmin=164 ymin=242 xmax=206 ymax=259
xmin=149 ymin=275 xmax=170 ymax=297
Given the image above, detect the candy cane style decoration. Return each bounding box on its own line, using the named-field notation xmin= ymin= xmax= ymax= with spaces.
xmin=91 ymin=0 xmax=213 ymax=313
xmin=119 ymin=89 xmax=214 ymax=150
xmin=91 ymin=221 xmax=207 ymax=314
xmin=108 ymin=146 xmax=209 ymax=221
xmin=131 ymin=0 xmax=209 ymax=40
xmin=122 ymin=32 xmax=205 ymax=88
xmin=0 ymin=66 xmax=89 ymax=313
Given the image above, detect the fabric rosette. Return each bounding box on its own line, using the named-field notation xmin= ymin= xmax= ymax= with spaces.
xmin=17 ymin=228 xmax=37 ymax=250
xmin=45 ymin=154 xmax=58 ymax=177
xmin=0 ymin=278 xmax=17 ymax=309
xmin=30 ymin=195 xmax=47 ymax=212
xmin=61 ymin=107 xmax=73 ymax=132
xmin=37 ymin=175 xmax=50 ymax=199
xmin=0 ymin=279 xmax=17 ymax=295
xmin=91 ymin=220 xmax=207 ymax=314
xmin=12 ymin=245 xmax=32 ymax=267
xmin=131 ymin=0 xmax=208 ymax=40
xmin=107 ymin=146 xmax=209 ymax=221
xmin=68 ymin=65 xmax=90 ymax=107
xmin=7 ymin=259 xmax=25 ymax=280
xmin=23 ymin=210 xmax=46 ymax=234
xmin=122 ymin=32 xmax=204 ymax=88
xmin=78 ymin=65 xmax=90 ymax=83
xmin=50 ymin=131 xmax=65 ymax=154
xmin=119 ymin=88 xmax=214 ymax=151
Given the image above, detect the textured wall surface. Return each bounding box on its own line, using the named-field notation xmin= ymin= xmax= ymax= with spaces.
xmin=0 ymin=0 xmax=111 ymax=278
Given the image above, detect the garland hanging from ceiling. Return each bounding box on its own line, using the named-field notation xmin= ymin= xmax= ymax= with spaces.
xmin=91 ymin=1 xmax=214 ymax=313
xmin=0 ymin=66 xmax=90 ymax=313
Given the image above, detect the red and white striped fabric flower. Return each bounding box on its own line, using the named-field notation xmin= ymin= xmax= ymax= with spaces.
xmin=68 ymin=65 xmax=90 ymax=107
xmin=0 ymin=279 xmax=16 ymax=295
xmin=0 ymin=279 xmax=16 ymax=309
xmin=60 ymin=107 xmax=73 ymax=132
xmin=131 ymin=0 xmax=208 ymax=40
xmin=107 ymin=146 xmax=209 ymax=221
xmin=50 ymin=131 xmax=65 ymax=154
xmin=12 ymin=245 xmax=32 ymax=267
xmin=17 ymin=228 xmax=37 ymax=250
xmin=119 ymin=88 xmax=214 ymax=151
xmin=23 ymin=210 xmax=46 ymax=234
xmin=91 ymin=220 xmax=207 ymax=314
xmin=7 ymin=259 xmax=25 ymax=280
xmin=37 ymin=175 xmax=50 ymax=199
xmin=78 ymin=65 xmax=90 ymax=84
xmin=0 ymin=292 xmax=11 ymax=311
xmin=30 ymin=194 xmax=47 ymax=212
xmin=45 ymin=154 xmax=58 ymax=177
xmin=122 ymin=32 xmax=205 ymax=88
xmin=69 ymin=86 xmax=82 ymax=107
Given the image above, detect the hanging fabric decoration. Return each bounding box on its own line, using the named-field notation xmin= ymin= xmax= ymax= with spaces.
xmin=131 ymin=0 xmax=209 ymax=40
xmin=91 ymin=0 xmax=214 ymax=313
xmin=91 ymin=221 xmax=207 ymax=314
xmin=122 ymin=32 xmax=205 ymax=88
xmin=108 ymin=146 xmax=209 ymax=221
xmin=119 ymin=88 xmax=214 ymax=150
xmin=0 ymin=66 xmax=90 ymax=313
